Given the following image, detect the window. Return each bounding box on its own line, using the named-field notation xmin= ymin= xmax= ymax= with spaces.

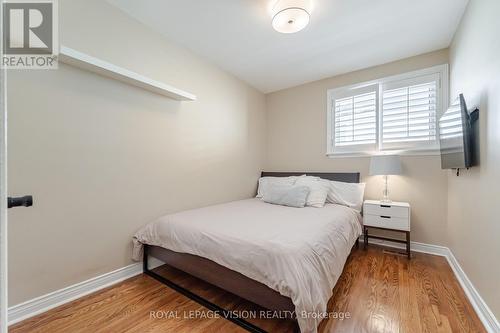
xmin=332 ymin=85 xmax=378 ymax=153
xmin=327 ymin=65 xmax=448 ymax=156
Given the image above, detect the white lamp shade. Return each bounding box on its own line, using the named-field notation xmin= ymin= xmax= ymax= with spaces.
xmin=271 ymin=0 xmax=311 ymax=34
xmin=369 ymin=155 xmax=402 ymax=176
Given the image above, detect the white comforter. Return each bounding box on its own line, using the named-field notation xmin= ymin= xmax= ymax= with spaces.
xmin=132 ymin=198 xmax=362 ymax=333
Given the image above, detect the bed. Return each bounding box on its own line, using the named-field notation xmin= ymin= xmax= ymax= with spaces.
xmin=133 ymin=172 xmax=362 ymax=333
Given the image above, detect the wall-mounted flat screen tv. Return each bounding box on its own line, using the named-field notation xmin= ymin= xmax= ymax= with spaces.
xmin=439 ymin=94 xmax=478 ymax=169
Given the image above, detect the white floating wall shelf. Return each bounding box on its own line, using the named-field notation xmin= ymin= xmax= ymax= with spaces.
xmin=58 ymin=46 xmax=196 ymax=101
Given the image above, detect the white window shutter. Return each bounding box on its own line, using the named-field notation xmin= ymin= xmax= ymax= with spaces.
xmin=327 ymin=65 xmax=447 ymax=156
xmin=381 ymin=74 xmax=440 ymax=150
xmin=331 ymin=85 xmax=378 ymax=153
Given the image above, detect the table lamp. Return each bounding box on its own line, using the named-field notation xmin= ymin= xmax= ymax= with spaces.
xmin=369 ymin=155 xmax=402 ymax=203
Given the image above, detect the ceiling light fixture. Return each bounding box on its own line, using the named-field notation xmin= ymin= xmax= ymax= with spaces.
xmin=270 ymin=0 xmax=312 ymax=34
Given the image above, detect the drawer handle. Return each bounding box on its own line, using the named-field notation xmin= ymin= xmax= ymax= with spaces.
xmin=380 ymin=205 xmax=391 ymax=208
xmin=380 ymin=215 xmax=391 ymax=219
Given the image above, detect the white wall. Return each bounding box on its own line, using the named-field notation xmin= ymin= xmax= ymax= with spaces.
xmin=7 ymin=0 xmax=266 ymax=305
xmin=266 ymin=50 xmax=450 ymax=245
xmin=448 ymin=0 xmax=500 ymax=319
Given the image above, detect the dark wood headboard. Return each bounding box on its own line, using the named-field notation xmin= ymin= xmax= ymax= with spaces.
xmin=260 ymin=172 xmax=360 ymax=183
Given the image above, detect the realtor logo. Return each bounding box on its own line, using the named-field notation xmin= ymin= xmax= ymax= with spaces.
xmin=2 ymin=0 xmax=58 ymax=69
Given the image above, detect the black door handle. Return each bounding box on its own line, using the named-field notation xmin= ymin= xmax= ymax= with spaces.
xmin=7 ymin=196 xmax=33 ymax=209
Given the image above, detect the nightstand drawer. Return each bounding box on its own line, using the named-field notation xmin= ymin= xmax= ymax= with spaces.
xmin=363 ymin=214 xmax=409 ymax=231
xmin=363 ymin=203 xmax=409 ymax=218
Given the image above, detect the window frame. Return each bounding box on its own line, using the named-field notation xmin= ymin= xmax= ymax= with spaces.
xmin=326 ymin=64 xmax=449 ymax=157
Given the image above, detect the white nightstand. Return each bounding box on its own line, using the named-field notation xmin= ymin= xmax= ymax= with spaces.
xmin=363 ymin=200 xmax=411 ymax=259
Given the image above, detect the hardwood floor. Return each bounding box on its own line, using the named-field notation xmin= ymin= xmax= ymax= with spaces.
xmin=10 ymin=246 xmax=486 ymax=333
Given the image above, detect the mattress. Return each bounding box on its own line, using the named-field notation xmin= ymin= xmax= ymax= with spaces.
xmin=133 ymin=198 xmax=362 ymax=333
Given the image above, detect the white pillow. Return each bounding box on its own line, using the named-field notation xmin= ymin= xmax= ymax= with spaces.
xmin=322 ymin=180 xmax=366 ymax=212
xmin=256 ymin=176 xmax=298 ymax=198
xmin=262 ymin=184 xmax=310 ymax=208
xmin=295 ymin=177 xmax=329 ymax=208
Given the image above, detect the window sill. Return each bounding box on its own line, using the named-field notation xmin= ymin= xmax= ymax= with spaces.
xmin=326 ymin=149 xmax=441 ymax=158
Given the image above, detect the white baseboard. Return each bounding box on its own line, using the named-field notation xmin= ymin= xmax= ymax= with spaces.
xmin=8 ymin=242 xmax=499 ymax=333
xmin=360 ymin=236 xmax=499 ymax=333
xmin=8 ymin=257 xmax=164 ymax=325
xmin=360 ymin=236 xmax=450 ymax=256
xmin=445 ymin=250 xmax=500 ymax=333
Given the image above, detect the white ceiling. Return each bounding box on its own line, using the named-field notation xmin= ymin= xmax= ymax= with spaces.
xmin=107 ymin=0 xmax=468 ymax=93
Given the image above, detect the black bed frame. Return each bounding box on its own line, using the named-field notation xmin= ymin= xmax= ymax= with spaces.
xmin=143 ymin=246 xmax=270 ymax=332
xmin=143 ymin=171 xmax=361 ymax=333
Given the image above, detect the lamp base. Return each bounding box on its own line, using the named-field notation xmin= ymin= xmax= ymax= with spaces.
xmin=381 ymin=175 xmax=392 ymax=204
